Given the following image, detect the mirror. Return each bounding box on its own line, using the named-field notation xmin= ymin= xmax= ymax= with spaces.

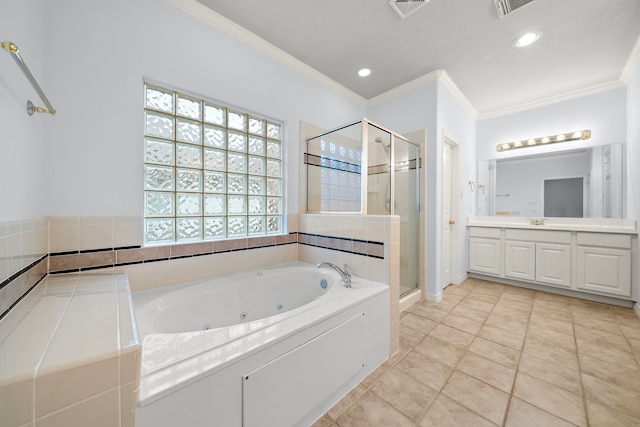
xmin=477 ymin=143 xmax=624 ymax=218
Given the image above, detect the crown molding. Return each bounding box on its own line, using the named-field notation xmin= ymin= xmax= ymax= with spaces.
xmin=478 ymin=80 xmax=626 ymax=120
xmin=367 ymin=70 xmax=440 ymax=107
xmin=621 ymin=34 xmax=640 ymax=83
xmin=437 ymin=70 xmax=479 ymax=119
xmin=166 ymin=0 xmax=368 ymax=107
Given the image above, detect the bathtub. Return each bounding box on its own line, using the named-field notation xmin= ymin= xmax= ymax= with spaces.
xmin=134 ymin=261 xmax=389 ymax=427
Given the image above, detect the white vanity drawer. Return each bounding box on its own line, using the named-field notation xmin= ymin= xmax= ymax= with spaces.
xmin=469 ymin=227 xmax=501 ymax=239
xmin=505 ymin=229 xmax=571 ymax=244
xmin=577 ymin=232 xmax=632 ymax=249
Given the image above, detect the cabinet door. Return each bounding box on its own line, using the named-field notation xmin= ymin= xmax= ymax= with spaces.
xmin=469 ymin=238 xmax=502 ymax=276
xmin=504 ymin=241 xmax=536 ymax=281
xmin=577 ymin=246 xmax=631 ymax=298
xmin=535 ymin=243 xmax=571 ymax=288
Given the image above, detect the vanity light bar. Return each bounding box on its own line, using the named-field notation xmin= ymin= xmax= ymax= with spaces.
xmin=496 ymin=130 xmax=591 ymax=152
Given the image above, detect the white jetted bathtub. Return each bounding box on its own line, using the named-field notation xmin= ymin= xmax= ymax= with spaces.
xmin=133 ymin=261 xmax=389 ymax=427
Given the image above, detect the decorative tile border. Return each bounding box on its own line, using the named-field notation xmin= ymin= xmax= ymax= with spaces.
xmin=298 ymin=232 xmax=384 ymax=259
xmin=0 ymin=256 xmax=48 ymax=320
xmin=48 ymin=232 xmax=384 ymax=274
xmin=48 ymin=233 xmax=300 ymax=274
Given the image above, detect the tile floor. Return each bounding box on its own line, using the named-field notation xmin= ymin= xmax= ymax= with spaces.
xmin=312 ymin=278 xmax=640 ymax=427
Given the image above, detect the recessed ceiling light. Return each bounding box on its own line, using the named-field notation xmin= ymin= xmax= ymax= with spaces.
xmin=512 ymin=31 xmax=542 ymax=48
xmin=358 ymin=68 xmax=371 ymax=77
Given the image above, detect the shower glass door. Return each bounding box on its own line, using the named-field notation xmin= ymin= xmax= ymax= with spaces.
xmin=366 ymin=123 xmax=420 ymax=296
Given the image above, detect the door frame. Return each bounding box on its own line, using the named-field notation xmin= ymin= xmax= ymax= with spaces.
xmin=442 ymin=132 xmax=460 ymax=288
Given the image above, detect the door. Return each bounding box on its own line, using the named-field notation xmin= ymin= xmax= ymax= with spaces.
xmin=442 ymin=142 xmax=454 ymax=287
xmin=535 ymin=243 xmax=572 ymax=288
xmin=504 ymin=241 xmax=536 ymax=281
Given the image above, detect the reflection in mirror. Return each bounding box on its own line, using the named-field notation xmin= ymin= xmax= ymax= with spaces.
xmin=476 ymin=144 xmax=624 ymax=218
xmin=305 ymin=121 xmax=362 ymax=212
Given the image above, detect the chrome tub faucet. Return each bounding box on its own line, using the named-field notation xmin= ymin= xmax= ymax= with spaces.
xmin=316 ymin=262 xmax=352 ymax=288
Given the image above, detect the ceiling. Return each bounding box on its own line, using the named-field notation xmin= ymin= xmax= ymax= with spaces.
xmin=195 ymin=0 xmax=640 ymax=115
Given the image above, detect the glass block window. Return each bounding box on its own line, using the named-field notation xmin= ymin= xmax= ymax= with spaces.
xmin=144 ymin=83 xmax=284 ymax=243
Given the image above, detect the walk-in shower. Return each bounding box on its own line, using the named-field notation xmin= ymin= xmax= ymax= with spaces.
xmin=305 ymin=119 xmax=421 ymax=297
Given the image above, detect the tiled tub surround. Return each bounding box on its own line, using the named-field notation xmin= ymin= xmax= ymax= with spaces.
xmin=297 ymin=213 xmax=400 ymax=356
xmin=0 ymin=218 xmax=48 ymax=319
xmin=0 ymin=272 xmax=141 ymax=427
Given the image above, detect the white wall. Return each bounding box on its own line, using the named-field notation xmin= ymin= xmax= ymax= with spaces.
xmin=477 ymin=86 xmax=627 ymax=162
xmin=42 ymin=0 xmax=366 ymax=217
xmin=367 ymin=77 xmax=477 ymax=300
xmin=0 ymin=0 xmax=47 ymax=222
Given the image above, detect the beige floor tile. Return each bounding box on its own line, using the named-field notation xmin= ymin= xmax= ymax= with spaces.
xmin=399 ymin=323 xmax=426 ymax=348
xmin=430 ymin=298 xmax=459 ymax=312
xmin=408 ymin=302 xmax=449 ymax=322
xmin=441 ymin=313 xmax=483 ymax=335
xmin=450 ymin=304 xmax=491 ymax=323
xmin=335 ymin=391 xmax=415 ymax=427
xmin=491 ymin=304 xmax=531 ymax=320
xmin=310 ymin=413 xmax=335 ymax=427
xmin=582 ymin=373 xmax=640 ymax=419
xmin=419 ymin=394 xmax=497 ymax=427
xmin=501 ymin=286 xmax=536 ymax=305
xmin=469 ymin=336 xmax=521 ymax=369
xmin=326 ymin=384 xmax=367 ymax=420
xmin=523 ymin=334 xmax=579 ymax=370
xmin=459 ymin=297 xmax=496 ymax=313
xmin=370 ymin=367 xmax=438 ymax=421
xmin=530 ymin=303 xmax=573 ymax=322
xmin=526 ymin=323 xmax=577 ymax=352
xmin=477 ymin=325 xmax=525 ymax=350
xmin=473 ymin=282 xmax=506 ymax=296
xmin=533 ymin=297 xmax=571 ymax=311
xmin=400 ymin=313 xmax=437 ymax=335
xmin=505 ymin=397 xmax=578 ymax=427
xmin=443 ymin=284 xmax=471 ymax=297
xmin=614 ymin=315 xmax=640 ymax=330
xmin=619 ymin=324 xmax=640 ymax=341
xmin=573 ymin=315 xmax=621 ymax=335
xmin=518 ymin=352 xmax=582 ymax=395
xmin=586 ymin=399 xmax=640 ymax=427
xmin=513 ymin=373 xmax=586 ymax=426
xmin=456 ymin=352 xmax=516 ymax=393
xmin=529 ymin=313 xmax=574 ymax=336
xmin=575 ymin=336 xmax=637 ymax=367
xmin=442 ymin=371 xmax=509 ymax=425
xmin=467 ymin=290 xmax=501 ymax=303
xmin=396 ymin=350 xmax=454 ymax=392
xmin=485 ymin=313 xmax=529 ymax=336
xmin=627 ymin=337 xmax=640 ymax=357
xmin=496 ymin=297 xmax=532 ymax=313
xmin=579 ymin=353 xmax=640 ymax=391
xmin=414 ymin=335 xmax=467 ymax=368
xmin=429 ymin=324 xmax=475 ymax=349
xmin=359 ymin=362 xmax=389 ymax=389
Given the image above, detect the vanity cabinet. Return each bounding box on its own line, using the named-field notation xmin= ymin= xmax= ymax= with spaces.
xmin=576 ymin=233 xmax=632 ymax=298
xmin=468 ymin=227 xmax=502 ymax=276
xmin=468 ymin=222 xmax=637 ymax=302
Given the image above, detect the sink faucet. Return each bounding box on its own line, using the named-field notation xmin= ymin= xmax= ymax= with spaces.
xmin=529 ymin=218 xmax=545 ymax=226
xmin=316 ymin=262 xmax=352 ymax=288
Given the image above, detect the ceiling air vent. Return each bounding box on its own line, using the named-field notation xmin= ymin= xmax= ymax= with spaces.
xmin=493 ymin=0 xmax=538 ymax=18
xmin=389 ymin=0 xmax=431 ymax=19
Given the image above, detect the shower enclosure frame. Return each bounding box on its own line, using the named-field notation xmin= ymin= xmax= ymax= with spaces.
xmin=305 ymin=118 xmax=420 ymax=218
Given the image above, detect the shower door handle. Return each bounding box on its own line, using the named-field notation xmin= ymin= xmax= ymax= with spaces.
xmin=449 ymin=219 xmax=455 ymax=225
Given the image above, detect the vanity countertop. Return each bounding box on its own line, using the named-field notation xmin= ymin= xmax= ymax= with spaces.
xmin=467 ymin=216 xmax=637 ymax=234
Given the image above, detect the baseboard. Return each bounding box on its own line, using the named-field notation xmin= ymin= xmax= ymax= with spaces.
xmin=454 ymin=273 xmax=469 ymax=285
xmin=634 ymin=303 xmax=640 ymax=320
xmin=426 ymin=291 xmax=443 ymax=303
xmin=399 ymin=289 xmax=421 ymax=312
xmin=468 ymin=273 xmax=635 ymax=308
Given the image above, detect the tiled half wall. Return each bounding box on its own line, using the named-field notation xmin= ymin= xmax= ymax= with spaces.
xmin=1 ymin=215 xmax=397 ymax=340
